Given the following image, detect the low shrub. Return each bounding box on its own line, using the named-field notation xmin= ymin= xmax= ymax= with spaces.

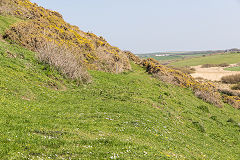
xmin=171 ymin=66 xmax=196 ymax=74
xmin=36 ymin=41 xmax=91 ymax=84
xmin=218 ymin=63 xmax=229 ymax=67
xmin=201 ymin=64 xmax=217 ymax=68
xmin=201 ymin=63 xmax=229 ymax=68
xmin=223 ymin=95 xmax=240 ymax=109
xmin=221 ymin=74 xmax=240 ymax=84
xmin=231 ymin=83 xmax=240 ymax=90
xmin=124 ymin=51 xmax=141 ymax=64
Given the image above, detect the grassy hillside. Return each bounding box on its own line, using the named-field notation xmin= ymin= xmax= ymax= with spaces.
xmin=1 ymin=4 xmax=240 ymax=160
xmin=0 ymin=33 xmax=240 ymax=159
xmin=169 ymin=53 xmax=240 ymax=67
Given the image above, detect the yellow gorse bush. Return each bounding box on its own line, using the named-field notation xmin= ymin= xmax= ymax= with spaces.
xmin=141 ymin=58 xmax=224 ymax=107
xmin=2 ymin=0 xmax=131 ymax=72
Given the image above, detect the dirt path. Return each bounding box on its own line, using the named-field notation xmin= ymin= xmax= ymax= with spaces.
xmin=191 ymin=64 xmax=240 ymax=81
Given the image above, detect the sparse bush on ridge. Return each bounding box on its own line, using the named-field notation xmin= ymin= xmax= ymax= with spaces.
xmin=221 ymin=74 xmax=240 ymax=84
xmin=124 ymin=50 xmax=141 ymax=64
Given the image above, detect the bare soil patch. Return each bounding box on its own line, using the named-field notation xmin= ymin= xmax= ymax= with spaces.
xmin=191 ymin=64 xmax=240 ymax=81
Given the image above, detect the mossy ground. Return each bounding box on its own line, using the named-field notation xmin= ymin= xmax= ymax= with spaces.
xmin=0 ymin=39 xmax=240 ymax=159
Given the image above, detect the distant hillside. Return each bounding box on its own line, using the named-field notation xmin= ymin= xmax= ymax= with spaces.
xmin=138 ymin=49 xmax=239 ymax=63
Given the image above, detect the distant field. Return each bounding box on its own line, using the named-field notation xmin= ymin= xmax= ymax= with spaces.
xmin=169 ymin=53 xmax=240 ymax=67
xmin=224 ymin=66 xmax=240 ymax=71
xmin=140 ymin=54 xmax=206 ymax=62
xmin=137 ymin=51 xmax=222 ymax=63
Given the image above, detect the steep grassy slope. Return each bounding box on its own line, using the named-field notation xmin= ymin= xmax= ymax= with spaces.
xmin=169 ymin=53 xmax=240 ymax=67
xmin=0 ymin=38 xmax=240 ymax=159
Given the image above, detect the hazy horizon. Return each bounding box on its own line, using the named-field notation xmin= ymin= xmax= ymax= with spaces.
xmin=30 ymin=0 xmax=240 ymax=54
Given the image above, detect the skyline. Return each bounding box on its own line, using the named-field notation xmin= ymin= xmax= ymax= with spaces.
xmin=30 ymin=0 xmax=240 ymax=54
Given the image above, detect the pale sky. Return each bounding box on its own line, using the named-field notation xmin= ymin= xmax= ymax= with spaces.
xmin=30 ymin=0 xmax=240 ymax=54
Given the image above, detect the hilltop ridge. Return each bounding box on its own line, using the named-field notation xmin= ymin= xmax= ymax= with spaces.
xmin=1 ymin=0 xmax=131 ymax=75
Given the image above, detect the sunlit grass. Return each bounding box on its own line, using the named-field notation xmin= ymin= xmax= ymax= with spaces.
xmin=0 ymin=39 xmax=240 ymax=159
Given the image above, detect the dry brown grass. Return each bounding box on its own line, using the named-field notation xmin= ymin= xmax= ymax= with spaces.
xmin=36 ymin=41 xmax=91 ymax=84
xmin=221 ymin=74 xmax=240 ymax=84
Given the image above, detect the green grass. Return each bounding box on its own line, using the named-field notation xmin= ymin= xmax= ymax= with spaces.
xmin=0 ymin=15 xmax=21 ymax=34
xmin=169 ymin=53 xmax=240 ymax=67
xmin=225 ymin=66 xmax=240 ymax=71
xmin=0 ymin=40 xmax=240 ymax=159
xmin=0 ymin=14 xmax=240 ymax=159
